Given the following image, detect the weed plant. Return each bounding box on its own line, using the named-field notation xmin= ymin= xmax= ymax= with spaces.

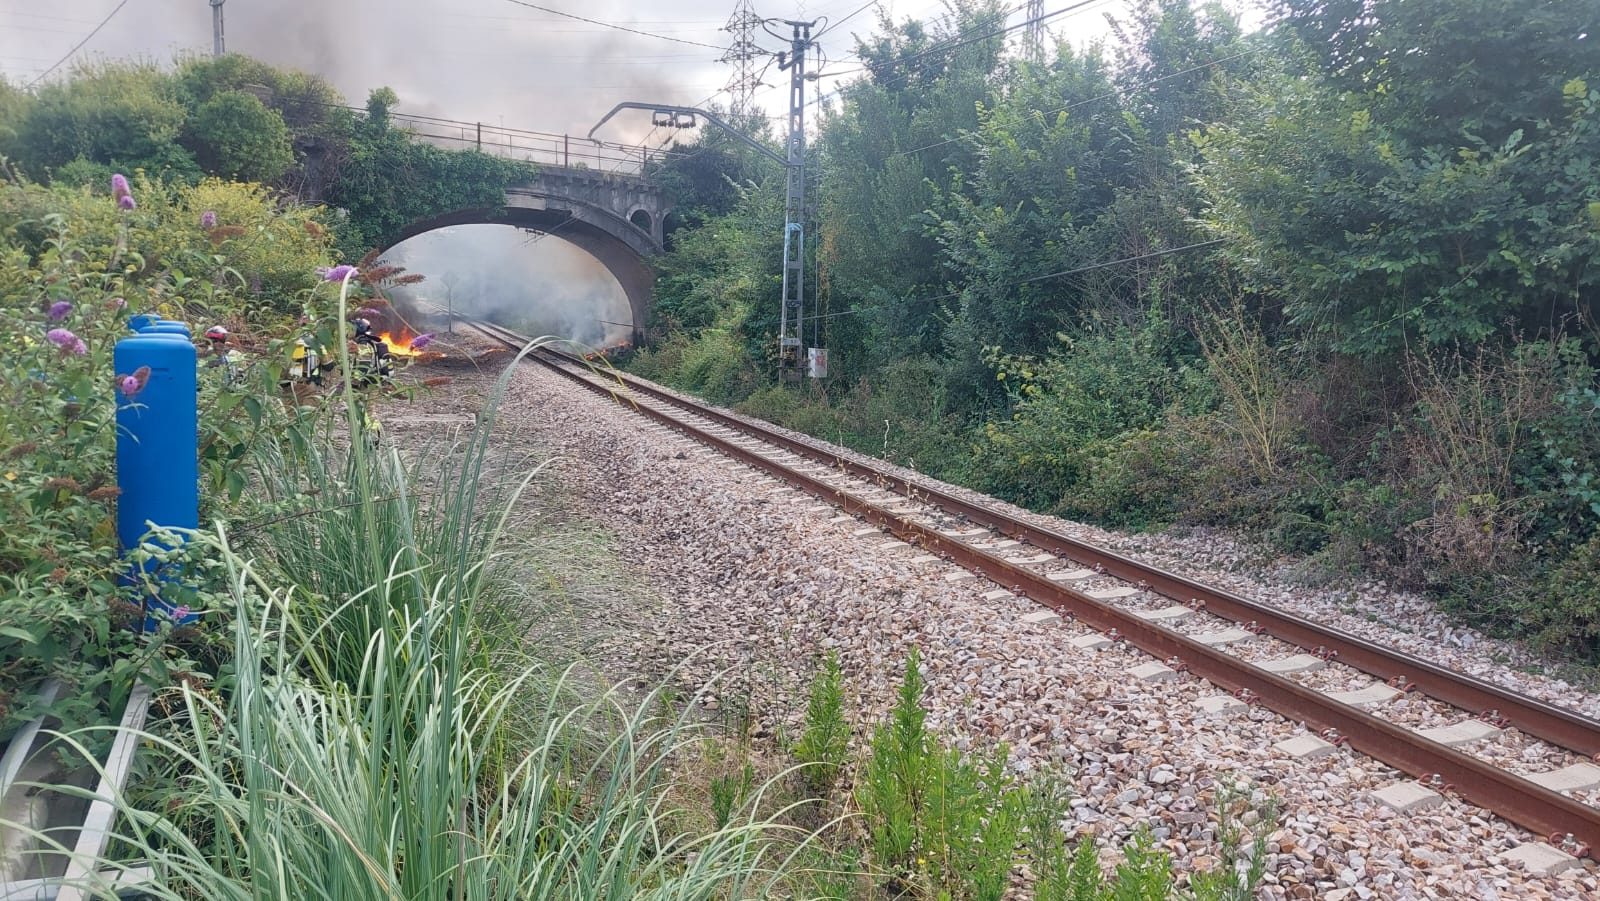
xmin=792 ymin=651 xmax=849 ymax=795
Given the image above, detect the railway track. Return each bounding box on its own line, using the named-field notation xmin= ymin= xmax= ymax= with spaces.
xmin=469 ymin=319 xmax=1600 ymax=872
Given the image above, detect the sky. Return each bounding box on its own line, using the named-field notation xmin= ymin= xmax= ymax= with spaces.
xmin=0 ymin=0 xmax=1160 ymax=140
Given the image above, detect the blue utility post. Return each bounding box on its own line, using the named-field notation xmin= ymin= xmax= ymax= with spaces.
xmin=114 ymin=322 xmax=199 ymax=629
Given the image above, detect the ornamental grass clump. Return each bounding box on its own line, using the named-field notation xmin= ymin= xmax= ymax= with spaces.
xmin=14 ymin=311 xmax=810 ymax=898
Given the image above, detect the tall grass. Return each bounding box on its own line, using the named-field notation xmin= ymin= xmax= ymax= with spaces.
xmin=13 ymin=331 xmax=810 ymax=899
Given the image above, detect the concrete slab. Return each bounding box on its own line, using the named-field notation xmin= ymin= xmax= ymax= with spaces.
xmin=878 ymin=540 xmax=910 ymax=551
xmin=1133 ymin=605 xmax=1195 ymax=623
xmin=908 ymin=554 xmax=939 ymax=564
xmin=1525 ymin=762 xmax=1600 ymax=794
xmin=805 ymin=504 xmax=832 ymax=513
xmin=1193 ymin=628 xmax=1256 ymax=647
xmin=1370 ymin=781 xmax=1444 ymax=813
xmin=956 ymin=528 xmax=989 ymax=537
xmin=828 ymin=515 xmax=854 ymax=523
xmin=985 ymin=539 xmax=1022 ymax=549
xmin=1258 ymin=654 xmax=1327 ymax=675
xmin=1069 ymin=633 xmax=1113 ymax=651
xmin=851 ymin=527 xmax=880 ymax=537
xmin=1194 ymin=695 xmax=1246 ymax=716
xmin=766 ymin=486 xmax=796 ymax=494
xmin=1088 ymin=586 xmax=1142 ymax=600
xmin=982 ymin=589 xmax=1015 ymax=601
xmin=943 ymin=571 xmax=975 ymax=583
xmin=1021 ymin=609 xmax=1062 ymax=626
xmin=1005 ymin=553 xmax=1056 ymax=565
xmin=1415 ymin=719 xmax=1503 ymax=748
xmin=1502 ymin=842 xmax=1581 ymax=877
xmin=1325 ymin=684 xmax=1402 ymax=708
xmin=1047 ymin=569 xmax=1096 ymax=582
xmin=1274 ymin=734 xmax=1336 ymax=760
xmin=1128 ymin=662 xmax=1177 ymax=682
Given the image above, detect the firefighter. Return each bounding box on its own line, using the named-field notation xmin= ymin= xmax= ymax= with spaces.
xmin=351 ymin=317 xmax=393 ymax=386
xmin=202 ymin=325 xmax=242 ymax=386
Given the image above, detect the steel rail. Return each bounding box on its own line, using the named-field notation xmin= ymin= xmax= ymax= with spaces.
xmin=503 ymin=341 xmax=1600 ymax=856
xmin=533 ymin=346 xmax=1600 ymax=761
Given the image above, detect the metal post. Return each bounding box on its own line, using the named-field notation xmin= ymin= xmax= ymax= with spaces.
xmin=476 ymin=122 xmax=482 ymax=151
xmin=564 ymin=134 xmax=570 ymax=168
xmin=776 ymin=19 xmax=813 ymax=384
xmin=210 ymin=0 xmax=225 ymax=56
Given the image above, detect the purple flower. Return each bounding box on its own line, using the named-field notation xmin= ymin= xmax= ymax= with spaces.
xmin=200 ymin=210 xmax=217 ymax=228
xmin=48 ymin=301 xmax=73 ymax=321
xmin=171 ymin=605 xmax=191 ymax=621
xmin=109 ymin=297 xmax=127 ymax=309
xmin=118 ymin=195 xmax=137 ymax=211
xmin=410 ymin=333 xmax=435 ymax=351
xmin=118 ymin=375 xmax=140 ymax=397
xmin=111 ymin=173 xmax=130 ymax=198
xmin=69 ymin=339 xmax=87 ymax=355
xmin=46 ymin=328 xmax=79 ymax=349
xmin=318 ymin=265 xmax=359 ymax=282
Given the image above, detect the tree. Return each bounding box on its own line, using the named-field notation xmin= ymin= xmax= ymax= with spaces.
xmin=1195 ymin=0 xmax=1600 ymax=355
xmin=183 ymin=91 xmax=294 ymax=183
xmin=5 ymin=62 xmax=198 ymax=181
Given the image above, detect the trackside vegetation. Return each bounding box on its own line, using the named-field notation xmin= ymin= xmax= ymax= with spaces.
xmin=0 ymin=59 xmax=1283 ymax=897
xmin=637 ymin=0 xmax=1600 ymax=664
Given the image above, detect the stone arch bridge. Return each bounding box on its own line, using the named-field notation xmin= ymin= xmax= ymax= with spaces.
xmin=387 ymin=168 xmax=670 ymax=341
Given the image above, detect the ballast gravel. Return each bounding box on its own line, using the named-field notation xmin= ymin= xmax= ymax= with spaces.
xmin=388 ymin=346 xmax=1599 ymax=899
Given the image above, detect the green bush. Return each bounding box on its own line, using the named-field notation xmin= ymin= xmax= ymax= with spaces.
xmin=973 ymin=319 xmax=1206 ymax=513
xmin=0 ymin=169 xmax=331 ymax=737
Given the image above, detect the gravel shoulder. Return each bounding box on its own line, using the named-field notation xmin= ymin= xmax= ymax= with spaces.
xmin=382 ymin=344 xmax=1600 ymax=899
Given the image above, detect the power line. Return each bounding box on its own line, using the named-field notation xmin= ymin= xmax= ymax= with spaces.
xmin=501 ymin=0 xmax=727 ymax=50
xmin=817 ymin=0 xmax=1094 ymax=80
xmin=27 ymin=0 xmax=130 ymax=88
xmin=813 ymin=0 xmax=879 ymax=39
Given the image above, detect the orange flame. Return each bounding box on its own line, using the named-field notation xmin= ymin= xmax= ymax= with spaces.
xmin=378 ymin=331 xmax=424 ymax=357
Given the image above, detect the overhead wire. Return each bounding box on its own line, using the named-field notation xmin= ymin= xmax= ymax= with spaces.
xmin=501 ymin=0 xmax=728 ymax=50
xmin=27 ymin=0 xmax=131 ymax=87
xmin=813 ymin=0 xmax=880 ymax=39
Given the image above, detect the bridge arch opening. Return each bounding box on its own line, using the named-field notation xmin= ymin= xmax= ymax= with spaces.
xmin=380 ymin=223 xmax=634 ymax=348
xmin=629 ymin=208 xmax=652 ymax=233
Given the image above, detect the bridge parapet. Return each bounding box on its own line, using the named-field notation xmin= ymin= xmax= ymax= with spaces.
xmin=522 ymin=168 xmax=670 ymax=249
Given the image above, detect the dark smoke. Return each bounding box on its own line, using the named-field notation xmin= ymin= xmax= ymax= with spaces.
xmin=4 ymin=0 xmax=745 ymax=138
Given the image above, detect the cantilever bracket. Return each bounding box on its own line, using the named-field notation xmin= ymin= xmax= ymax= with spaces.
xmin=589 ymin=102 xmax=789 ymax=169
